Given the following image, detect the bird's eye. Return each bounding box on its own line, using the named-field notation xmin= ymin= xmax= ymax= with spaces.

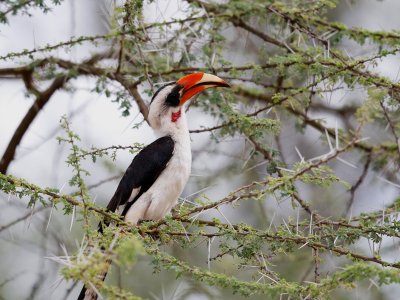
xmin=150 ymin=82 xmax=175 ymax=104
xmin=165 ymin=85 xmax=182 ymax=107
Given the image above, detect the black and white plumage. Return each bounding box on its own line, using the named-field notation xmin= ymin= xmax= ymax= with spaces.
xmin=107 ymin=136 xmax=175 ymax=217
xmin=78 ymin=73 xmax=229 ymax=300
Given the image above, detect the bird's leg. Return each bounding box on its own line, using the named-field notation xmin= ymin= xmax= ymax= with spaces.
xmin=137 ymin=219 xmax=160 ymax=240
xmin=171 ymin=207 xmax=180 ymax=219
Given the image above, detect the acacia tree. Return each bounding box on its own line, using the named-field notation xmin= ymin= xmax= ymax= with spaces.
xmin=1 ymin=0 xmax=400 ymax=299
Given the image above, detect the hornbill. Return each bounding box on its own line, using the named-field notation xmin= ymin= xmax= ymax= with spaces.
xmin=78 ymin=73 xmax=229 ymax=300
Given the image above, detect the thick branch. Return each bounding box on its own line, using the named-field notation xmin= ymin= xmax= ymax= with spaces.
xmin=0 ymin=76 xmax=67 ymax=174
xmin=0 ymin=52 xmax=112 ymax=174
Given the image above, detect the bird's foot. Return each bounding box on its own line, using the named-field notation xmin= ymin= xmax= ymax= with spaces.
xmin=137 ymin=219 xmax=160 ymax=240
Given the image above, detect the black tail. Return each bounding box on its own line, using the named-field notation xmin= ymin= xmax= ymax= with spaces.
xmin=76 ymin=227 xmax=110 ymax=300
xmin=77 ymin=267 xmax=110 ymax=300
xmin=76 ymin=183 xmax=144 ymax=299
xmin=77 ymin=285 xmax=88 ymax=300
xmin=76 ymin=193 xmax=122 ymax=300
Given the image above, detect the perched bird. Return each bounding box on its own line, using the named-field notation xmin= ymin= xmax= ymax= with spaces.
xmin=78 ymin=72 xmax=229 ymax=300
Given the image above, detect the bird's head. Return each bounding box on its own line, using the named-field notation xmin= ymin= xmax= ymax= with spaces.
xmin=148 ymin=73 xmax=229 ymax=134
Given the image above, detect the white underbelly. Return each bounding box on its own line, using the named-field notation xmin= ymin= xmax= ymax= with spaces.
xmin=124 ymin=140 xmax=191 ymax=224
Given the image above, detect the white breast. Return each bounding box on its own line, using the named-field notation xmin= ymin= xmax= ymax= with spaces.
xmin=124 ymin=111 xmax=191 ymax=224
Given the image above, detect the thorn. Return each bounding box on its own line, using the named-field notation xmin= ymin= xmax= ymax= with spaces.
xmin=355 ymin=137 xmax=370 ymax=143
xmin=109 ymin=231 xmax=120 ymax=251
xmin=216 ymin=208 xmax=235 ymax=231
xmin=185 ymin=184 xmax=216 ymax=199
xmin=179 ymin=222 xmax=190 ymax=242
xmin=377 ymin=176 xmax=400 ymax=189
xmin=189 ymin=210 xmax=205 ymax=224
xmin=276 ymin=167 xmax=295 ymax=173
xmin=281 ymin=218 xmax=292 ymax=234
xmin=243 ymin=160 xmax=269 ymax=173
xmin=60 ymin=243 xmax=71 ymax=266
xmin=325 ymin=129 xmax=333 ymax=151
xmin=308 ymin=153 xmax=329 ymax=162
xmin=295 ymin=146 xmax=305 ymax=162
xmin=256 ymin=275 xmax=264 ymax=283
xmin=59 ymin=182 xmax=67 ymax=193
xmin=336 ymin=157 xmax=358 ymax=169
xmin=368 ymin=278 xmax=379 ymax=290
xmin=333 ymin=236 xmax=339 ymax=246
xmin=268 ymin=212 xmax=276 ymax=232
xmin=335 ymin=120 xmax=339 ymax=149
xmin=46 ymin=202 xmax=55 ymax=232
xmin=70 ymin=205 xmax=76 ymax=232
xmin=27 ymin=204 xmax=36 ymax=230
xmin=49 ymin=276 xmax=64 ymax=290
xmin=299 ymin=242 xmax=309 ymax=249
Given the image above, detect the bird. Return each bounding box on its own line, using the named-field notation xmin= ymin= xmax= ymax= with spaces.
xmin=78 ymin=72 xmax=229 ymax=300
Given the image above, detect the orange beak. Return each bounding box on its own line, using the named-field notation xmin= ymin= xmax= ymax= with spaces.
xmin=176 ymin=72 xmax=230 ymax=106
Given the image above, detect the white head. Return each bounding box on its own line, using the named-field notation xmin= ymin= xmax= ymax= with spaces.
xmin=148 ymin=73 xmax=229 ymax=136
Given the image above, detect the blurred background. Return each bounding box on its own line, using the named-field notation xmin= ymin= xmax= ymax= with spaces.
xmin=1 ymin=0 xmax=400 ymax=299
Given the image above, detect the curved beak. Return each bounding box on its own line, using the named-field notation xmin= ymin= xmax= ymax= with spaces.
xmin=176 ymin=72 xmax=230 ymax=106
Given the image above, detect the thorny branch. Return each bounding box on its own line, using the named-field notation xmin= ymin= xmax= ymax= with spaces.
xmin=2 ymin=1 xmax=400 ymax=299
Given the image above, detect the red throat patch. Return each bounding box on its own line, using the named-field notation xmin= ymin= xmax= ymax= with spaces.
xmin=171 ymin=110 xmax=181 ymax=122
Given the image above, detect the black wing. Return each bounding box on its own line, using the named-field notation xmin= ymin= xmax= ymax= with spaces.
xmin=82 ymin=137 xmax=174 ymax=300
xmin=106 ymin=136 xmax=174 ymax=214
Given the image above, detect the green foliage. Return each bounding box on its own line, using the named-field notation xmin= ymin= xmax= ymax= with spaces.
xmin=0 ymin=0 xmax=63 ymax=24
xmin=2 ymin=0 xmax=400 ymax=299
xmin=356 ymin=88 xmax=388 ymax=124
xmin=116 ymin=236 xmax=145 ymax=267
xmin=219 ymin=100 xmax=280 ymax=138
